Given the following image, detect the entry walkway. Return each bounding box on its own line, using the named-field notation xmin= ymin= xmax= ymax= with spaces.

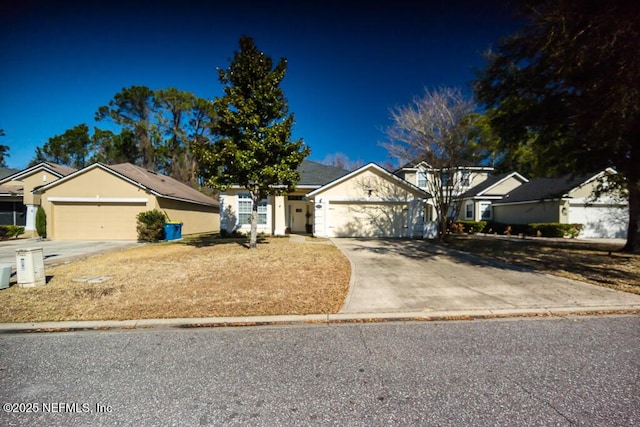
xmin=332 ymin=238 xmax=640 ymax=314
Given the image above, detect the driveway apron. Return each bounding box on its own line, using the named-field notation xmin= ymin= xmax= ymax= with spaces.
xmin=332 ymin=238 xmax=640 ymax=314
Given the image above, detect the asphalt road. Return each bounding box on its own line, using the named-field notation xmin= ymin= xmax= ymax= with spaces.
xmin=1 ymin=316 xmax=638 ymax=426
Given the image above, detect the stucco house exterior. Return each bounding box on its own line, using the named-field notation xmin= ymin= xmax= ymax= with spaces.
xmin=0 ymin=162 xmax=76 ymax=235
xmin=456 ymin=172 xmax=529 ymax=222
xmin=493 ymin=168 xmax=628 ymax=238
xmin=220 ymin=161 xmax=428 ymax=238
xmin=308 ymin=163 xmax=429 ymax=238
xmin=32 ymin=162 xmax=219 ymax=240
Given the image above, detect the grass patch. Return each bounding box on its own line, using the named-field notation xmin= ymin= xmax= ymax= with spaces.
xmin=442 ymin=235 xmax=639 ymax=294
xmin=0 ymin=236 xmax=350 ymax=322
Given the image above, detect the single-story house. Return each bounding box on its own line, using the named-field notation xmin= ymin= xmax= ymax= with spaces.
xmin=456 ymin=172 xmax=529 ymax=222
xmin=33 ymin=162 xmax=219 ymax=240
xmin=0 ymin=162 xmax=76 ymax=234
xmin=220 ymin=160 xmax=429 ymax=238
xmin=308 ymin=163 xmax=429 ymax=238
xmin=493 ymin=168 xmax=628 ymax=238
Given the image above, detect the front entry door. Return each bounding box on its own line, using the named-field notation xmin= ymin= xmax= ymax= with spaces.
xmin=288 ymin=201 xmax=308 ymax=233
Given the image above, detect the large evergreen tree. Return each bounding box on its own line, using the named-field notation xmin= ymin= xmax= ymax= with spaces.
xmin=95 ymin=85 xmax=157 ymax=170
xmin=474 ymin=0 xmax=640 ymax=252
xmin=198 ymin=36 xmax=309 ymax=248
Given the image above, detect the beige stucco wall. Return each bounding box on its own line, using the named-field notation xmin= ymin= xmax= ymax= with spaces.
xmin=484 ymin=177 xmax=524 ymax=196
xmin=493 ymin=201 xmax=562 ymax=224
xmin=11 ymin=170 xmax=62 ymax=205
xmin=155 ymin=198 xmax=219 ymax=236
xmin=313 ymin=168 xmax=417 ymax=201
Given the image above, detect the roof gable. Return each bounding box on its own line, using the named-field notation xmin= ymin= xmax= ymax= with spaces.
xmin=495 ymin=172 xmax=601 ymax=204
xmin=0 ymin=162 xmax=76 ymax=184
xmin=308 ymin=163 xmax=429 ymax=198
xmin=458 ymin=172 xmax=528 ymax=198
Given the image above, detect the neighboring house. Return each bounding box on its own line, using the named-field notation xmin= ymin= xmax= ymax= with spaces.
xmin=395 ymin=160 xmax=494 ymax=196
xmin=220 ymin=160 xmax=349 ymax=235
xmin=0 ymin=162 xmax=76 ymax=234
xmin=32 ymin=162 xmax=219 ymax=240
xmin=456 ymin=172 xmax=529 ymax=222
xmin=493 ymin=168 xmax=628 ymax=238
xmin=308 ymin=163 xmax=429 ymax=238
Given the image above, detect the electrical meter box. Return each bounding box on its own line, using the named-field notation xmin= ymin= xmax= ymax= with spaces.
xmin=16 ymin=248 xmax=46 ymax=288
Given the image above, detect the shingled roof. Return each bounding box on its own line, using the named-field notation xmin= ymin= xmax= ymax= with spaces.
xmin=495 ymin=173 xmax=594 ymax=204
xmin=106 ymin=163 xmax=218 ymax=206
xmin=34 ymin=163 xmax=218 ymax=207
xmin=296 ymin=160 xmax=350 ymax=186
xmin=0 ymin=167 xmax=19 ymax=180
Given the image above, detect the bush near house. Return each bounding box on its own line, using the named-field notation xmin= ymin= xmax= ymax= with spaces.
xmin=483 ymin=221 xmax=583 ymax=238
xmin=35 ymin=206 xmax=47 ymax=238
xmin=529 ymin=223 xmax=583 ymax=238
xmin=451 ymin=221 xmax=487 ymax=234
xmin=0 ymin=225 xmax=25 ymax=239
xmin=136 ymin=210 xmax=166 ymax=242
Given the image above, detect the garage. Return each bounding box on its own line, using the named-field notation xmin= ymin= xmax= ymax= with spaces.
xmin=328 ymin=202 xmax=411 ymax=237
xmin=52 ymin=202 xmax=147 ymax=240
xmin=308 ymin=163 xmax=428 ymax=238
xmin=568 ymin=203 xmax=628 ymax=239
xmin=34 ymin=163 xmax=219 ymax=240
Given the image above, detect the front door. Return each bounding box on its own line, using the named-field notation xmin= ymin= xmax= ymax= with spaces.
xmin=288 ymin=201 xmax=308 ymax=233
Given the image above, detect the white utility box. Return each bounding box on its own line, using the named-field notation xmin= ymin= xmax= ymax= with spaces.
xmin=16 ymin=248 xmax=46 ymax=288
xmin=0 ymin=263 xmax=11 ymax=289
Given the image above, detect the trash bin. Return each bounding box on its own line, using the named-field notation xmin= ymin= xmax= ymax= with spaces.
xmin=16 ymin=247 xmax=46 ymax=288
xmin=0 ymin=264 xmax=11 ymax=290
xmin=164 ymin=222 xmax=183 ymax=241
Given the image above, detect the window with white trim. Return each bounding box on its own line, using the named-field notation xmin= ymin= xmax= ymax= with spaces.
xmin=465 ymin=202 xmax=474 ymax=220
xmin=479 ymin=201 xmax=492 ymax=220
xmin=417 ymin=171 xmax=427 ymax=188
xmin=238 ymin=194 xmax=267 ymax=225
xmin=461 ymin=170 xmax=471 ymax=187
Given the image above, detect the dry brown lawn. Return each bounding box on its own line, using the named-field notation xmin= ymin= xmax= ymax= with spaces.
xmin=442 ymin=235 xmax=639 ymax=294
xmin=0 ymin=235 xmax=351 ymax=323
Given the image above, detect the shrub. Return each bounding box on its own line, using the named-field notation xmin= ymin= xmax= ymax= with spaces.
xmin=136 ymin=210 xmax=166 ymax=242
xmin=529 ymin=223 xmax=583 ymax=238
xmin=6 ymin=225 xmax=25 ymax=239
xmin=36 ymin=206 xmax=47 ymax=238
xmin=485 ymin=222 xmax=529 ymax=236
xmin=0 ymin=226 xmax=8 ymax=240
xmin=453 ymin=220 xmax=487 ymax=234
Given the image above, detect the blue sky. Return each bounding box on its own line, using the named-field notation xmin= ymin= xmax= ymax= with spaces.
xmin=0 ymin=0 xmax=521 ymax=170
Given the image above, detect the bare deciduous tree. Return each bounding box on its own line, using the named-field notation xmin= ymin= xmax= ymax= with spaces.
xmin=382 ymin=87 xmax=487 ymax=240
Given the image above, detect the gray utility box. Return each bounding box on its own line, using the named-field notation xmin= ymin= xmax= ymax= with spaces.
xmin=0 ymin=264 xmax=11 ymax=289
xmin=16 ymin=247 xmax=46 ymax=288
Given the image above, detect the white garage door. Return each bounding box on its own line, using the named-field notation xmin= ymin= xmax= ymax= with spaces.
xmin=328 ymin=202 xmax=410 ymax=237
xmin=568 ymin=204 xmax=628 ymax=238
xmin=53 ymin=202 xmax=146 ymax=240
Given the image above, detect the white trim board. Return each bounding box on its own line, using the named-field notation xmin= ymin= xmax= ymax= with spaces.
xmin=48 ymin=197 xmax=148 ymax=203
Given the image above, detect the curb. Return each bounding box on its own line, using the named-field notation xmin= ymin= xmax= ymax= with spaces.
xmin=1 ymin=307 xmax=639 ymax=334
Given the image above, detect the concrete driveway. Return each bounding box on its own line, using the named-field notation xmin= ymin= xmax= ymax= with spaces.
xmin=332 ymin=238 xmax=640 ymax=315
xmin=0 ymin=238 xmax=143 ymax=269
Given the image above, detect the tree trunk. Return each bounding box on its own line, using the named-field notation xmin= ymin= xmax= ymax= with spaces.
xmin=622 ymin=178 xmax=639 ymax=253
xmin=249 ymin=195 xmax=259 ymax=249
